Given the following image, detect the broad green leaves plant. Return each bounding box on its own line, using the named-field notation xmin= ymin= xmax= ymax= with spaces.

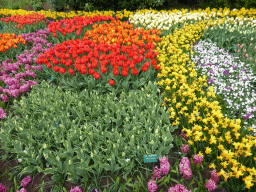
xmin=0 ymin=80 xmax=176 ymax=184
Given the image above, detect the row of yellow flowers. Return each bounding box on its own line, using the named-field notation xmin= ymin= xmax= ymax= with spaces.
xmin=156 ymin=20 xmax=256 ymax=189
xmin=0 ymin=7 xmax=256 ymax=22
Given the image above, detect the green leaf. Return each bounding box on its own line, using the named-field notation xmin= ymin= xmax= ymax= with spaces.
xmin=19 ymin=165 xmax=37 ymax=176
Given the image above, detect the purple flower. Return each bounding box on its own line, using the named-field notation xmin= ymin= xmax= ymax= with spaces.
xmin=180 ymin=144 xmax=189 ymax=153
xmin=226 ymin=86 xmax=231 ymax=91
xmin=168 ymin=184 xmax=192 ymax=192
xmin=148 ymin=180 xmax=158 ymax=192
xmin=152 ymin=166 xmax=162 ymax=180
xmin=21 ymin=176 xmax=32 ymax=187
xmin=209 ymin=69 xmax=214 ymax=74
xmin=205 ymin=179 xmax=217 ymax=192
xmin=16 ymin=188 xmax=27 ymax=192
xmin=208 ymin=77 xmax=214 ymax=84
xmin=223 ymin=69 xmax=230 ymax=76
xmin=70 ymin=186 xmax=82 ymax=192
xmin=179 ymin=157 xmax=192 ymax=179
xmin=0 ymin=108 xmax=7 ymax=119
xmin=1 ymin=94 xmax=8 ymax=102
xmin=0 ymin=183 xmax=9 ymax=192
xmin=193 ymin=154 xmax=204 ymax=166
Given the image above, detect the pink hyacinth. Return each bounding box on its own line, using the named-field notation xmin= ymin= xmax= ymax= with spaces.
xmin=210 ymin=169 xmax=220 ymax=184
xmin=70 ymin=186 xmax=82 ymax=192
xmin=179 ymin=157 xmax=192 ymax=179
xmin=20 ymin=176 xmax=32 ymax=187
xmin=160 ymin=161 xmax=170 ymax=175
xmin=180 ymin=144 xmax=189 ymax=153
xmin=152 ymin=166 xmax=162 ymax=180
xmin=148 ymin=180 xmax=158 ymax=192
xmin=245 ymin=54 xmax=248 ymax=57
xmin=0 ymin=108 xmax=7 ymax=119
xmin=0 ymin=183 xmax=9 ymax=192
xmin=159 ymin=155 xmax=170 ymax=175
xmin=205 ymin=179 xmax=217 ymax=192
xmin=193 ymin=154 xmax=204 ymax=166
xmin=16 ymin=188 xmax=27 ymax=192
xmin=180 ymin=131 xmax=188 ymax=141
xmin=168 ymin=184 xmax=192 ymax=192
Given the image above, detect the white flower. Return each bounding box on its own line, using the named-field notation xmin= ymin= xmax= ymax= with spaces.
xmin=126 ymin=158 xmax=130 ymax=162
xmin=18 ymin=158 xmax=22 ymax=163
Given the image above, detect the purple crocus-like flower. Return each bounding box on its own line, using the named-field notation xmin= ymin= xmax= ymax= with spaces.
xmin=208 ymin=77 xmax=214 ymax=84
xmin=70 ymin=186 xmax=82 ymax=192
xmin=226 ymin=86 xmax=231 ymax=91
xmin=244 ymin=78 xmax=248 ymax=81
xmin=208 ymin=63 xmax=212 ymax=66
xmin=209 ymin=69 xmax=214 ymax=74
xmin=235 ymin=75 xmax=239 ymax=78
xmin=243 ymin=113 xmax=252 ymax=120
xmin=0 ymin=183 xmax=9 ymax=192
xmin=21 ymin=176 xmax=32 ymax=187
xmin=223 ymin=69 xmax=230 ymax=76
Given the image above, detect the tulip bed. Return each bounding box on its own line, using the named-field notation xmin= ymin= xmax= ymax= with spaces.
xmin=0 ymin=7 xmax=256 ymax=192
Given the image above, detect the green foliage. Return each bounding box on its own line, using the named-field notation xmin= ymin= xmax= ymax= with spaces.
xmin=235 ymin=0 xmax=256 ymax=8
xmin=0 ymin=0 xmax=31 ymax=10
xmin=62 ymin=0 xmax=167 ymax=11
xmin=0 ymin=80 xmax=176 ymax=183
xmin=31 ymin=0 xmax=44 ymax=11
xmin=46 ymin=0 xmax=66 ymax=11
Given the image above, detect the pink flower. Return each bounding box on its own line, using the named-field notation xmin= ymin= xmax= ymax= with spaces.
xmin=168 ymin=184 xmax=192 ymax=192
xmin=210 ymin=170 xmax=220 ymax=184
xmin=193 ymin=154 xmax=204 ymax=166
xmin=237 ymin=49 xmax=240 ymax=53
xmin=70 ymin=186 xmax=82 ymax=192
xmin=245 ymin=54 xmax=248 ymax=57
xmin=250 ymin=43 xmax=252 ymax=46
xmin=244 ymin=49 xmax=246 ymax=52
xmin=21 ymin=176 xmax=32 ymax=187
xmin=16 ymin=188 xmax=27 ymax=192
xmin=179 ymin=157 xmax=192 ymax=179
xmin=152 ymin=166 xmax=162 ymax=180
xmin=0 ymin=183 xmax=9 ymax=192
xmin=205 ymin=179 xmax=217 ymax=192
xmin=160 ymin=161 xmax=170 ymax=175
xmin=1 ymin=94 xmax=8 ymax=102
xmin=148 ymin=180 xmax=158 ymax=192
xmin=180 ymin=144 xmax=189 ymax=153
xmin=180 ymin=131 xmax=188 ymax=141
xmin=249 ymin=57 xmax=252 ymax=60
xmin=0 ymin=108 xmax=7 ymax=119
xmin=237 ymin=44 xmax=240 ymax=46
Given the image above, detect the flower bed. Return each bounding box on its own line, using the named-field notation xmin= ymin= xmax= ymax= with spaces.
xmin=0 ymin=7 xmax=256 ymax=192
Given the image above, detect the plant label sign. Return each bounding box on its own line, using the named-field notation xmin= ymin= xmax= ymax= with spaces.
xmin=144 ymin=154 xmax=157 ymax=163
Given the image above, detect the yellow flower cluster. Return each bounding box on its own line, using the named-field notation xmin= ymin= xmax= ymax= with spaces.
xmin=156 ymin=20 xmax=256 ymax=189
xmin=0 ymin=8 xmax=134 ymax=21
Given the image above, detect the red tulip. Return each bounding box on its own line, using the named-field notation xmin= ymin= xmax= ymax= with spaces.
xmin=109 ymin=79 xmax=115 ymax=86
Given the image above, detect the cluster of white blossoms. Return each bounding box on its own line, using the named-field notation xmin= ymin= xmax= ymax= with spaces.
xmin=129 ymin=10 xmax=211 ymax=30
xmin=191 ymin=39 xmax=256 ymax=129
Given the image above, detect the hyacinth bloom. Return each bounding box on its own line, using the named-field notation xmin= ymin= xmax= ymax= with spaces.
xmin=16 ymin=188 xmax=27 ymax=192
xmin=0 ymin=33 xmax=26 ymax=52
xmin=159 ymin=155 xmax=170 ymax=175
xmin=70 ymin=186 xmax=82 ymax=192
xmin=152 ymin=166 xmax=162 ymax=180
xmin=0 ymin=108 xmax=7 ymax=119
xmin=180 ymin=144 xmax=189 ymax=153
xmin=210 ymin=169 xmax=220 ymax=184
xmin=179 ymin=157 xmax=192 ymax=179
xmin=168 ymin=184 xmax=192 ymax=192
xmin=0 ymin=183 xmax=8 ymax=192
xmin=205 ymin=179 xmax=217 ymax=192
xmin=148 ymin=180 xmax=158 ymax=192
xmin=193 ymin=154 xmax=204 ymax=166
xmin=21 ymin=176 xmax=32 ymax=187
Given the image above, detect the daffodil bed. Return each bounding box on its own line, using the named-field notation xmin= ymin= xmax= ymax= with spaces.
xmin=0 ymin=7 xmax=256 ymax=192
